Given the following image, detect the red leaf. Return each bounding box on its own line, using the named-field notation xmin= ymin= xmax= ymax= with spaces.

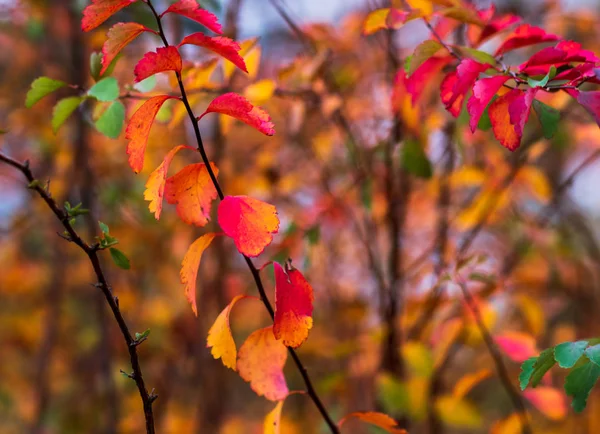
xmin=199 ymin=93 xmax=275 ymax=136
xmin=406 ymin=56 xmax=450 ymax=104
xmin=467 ymin=75 xmax=509 ymax=132
xmin=165 ymin=163 xmax=219 ymax=227
xmin=572 ymin=90 xmax=600 ymax=126
xmin=237 ymin=326 xmax=289 ymax=401
xmin=440 ymin=59 xmax=489 ymax=117
xmin=179 ymin=33 xmax=247 ymax=73
xmin=134 ymin=46 xmax=182 ymax=83
xmin=273 ymin=262 xmax=314 ymax=348
xmin=144 ymin=145 xmax=194 ymax=219
xmin=489 ymin=88 xmax=537 ymax=151
xmin=181 ymin=233 xmax=216 ymax=315
xmin=218 ymin=195 xmax=280 ymax=257
xmin=81 ymin=0 xmax=136 ymax=32
xmin=125 ymin=95 xmax=176 ymax=173
xmin=473 ymin=5 xmax=520 ymax=45
xmin=519 ymin=40 xmax=599 ymax=74
xmin=161 ymin=0 xmax=222 ymax=34
xmin=494 ymin=24 xmax=559 ymax=56
xmin=102 ymin=22 xmax=150 ymax=75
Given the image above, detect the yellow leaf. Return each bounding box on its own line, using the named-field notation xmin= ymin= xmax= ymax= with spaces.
xmin=207 ymin=295 xmax=249 ymax=370
xmin=435 ymin=395 xmax=483 ymax=428
xmin=515 ymin=294 xmax=545 ymax=336
xmin=224 ymin=38 xmax=260 ymax=80
xmin=452 ymin=369 xmax=492 ymax=399
xmin=244 ymin=79 xmax=276 ymax=105
xmin=402 ymin=341 xmax=433 ymax=378
xmin=264 ymin=400 xmax=285 ymax=434
xmin=363 ymin=9 xmax=391 ymax=35
xmin=491 ymin=413 xmax=523 ymax=434
xmin=517 ymin=166 xmax=552 ymax=203
xmin=180 ymin=233 xmax=216 ymax=315
xmin=407 ymin=0 xmax=433 ymax=15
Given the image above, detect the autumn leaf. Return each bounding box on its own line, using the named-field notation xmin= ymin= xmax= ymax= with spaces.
xmin=237 ymin=326 xmax=289 ymax=401
xmin=218 ymin=195 xmax=280 ymax=257
xmin=179 ymin=33 xmax=248 ymax=73
xmin=494 ymin=331 xmax=538 ymax=363
xmin=273 ymin=262 xmax=314 ymax=348
xmin=408 ymin=40 xmax=443 ymax=76
xmin=143 ymin=145 xmax=194 ymax=219
xmin=523 ymin=387 xmax=567 ymax=420
xmin=102 ymin=23 xmax=151 ymax=75
xmin=164 ymin=163 xmax=219 ymax=227
xmin=452 ymin=369 xmax=492 ymax=399
xmin=519 ymin=41 xmax=599 ymax=75
xmin=467 ymin=75 xmax=509 ymax=132
xmin=489 ymin=88 xmax=537 ymax=151
xmin=264 ymin=400 xmax=285 ymax=434
xmin=405 ymin=56 xmax=449 ymax=104
xmin=474 ymin=8 xmax=520 ymax=45
xmin=125 ymin=95 xmax=177 ymax=173
xmin=199 ymin=93 xmax=275 ymax=136
xmin=440 ymin=59 xmax=489 ymax=117
xmin=81 ymin=0 xmax=136 ymax=32
xmin=180 ymin=233 xmax=216 ymax=316
xmin=207 ymin=295 xmax=249 ymax=370
xmin=161 ymin=0 xmax=222 ymax=34
xmin=571 ymin=90 xmax=600 ymax=126
xmin=338 ymin=412 xmax=407 ymax=433
xmin=362 ymin=8 xmax=410 ymax=35
xmin=134 ymin=46 xmax=182 ymax=83
xmin=494 ymin=24 xmax=559 ymax=56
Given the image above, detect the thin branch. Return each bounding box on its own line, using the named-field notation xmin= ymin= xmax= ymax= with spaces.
xmin=0 ymin=153 xmax=156 ymax=434
xmin=144 ymin=2 xmax=340 ymax=432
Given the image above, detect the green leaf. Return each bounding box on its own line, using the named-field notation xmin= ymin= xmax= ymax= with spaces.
xmin=408 ymin=40 xmax=442 ymax=75
xmin=532 ymin=100 xmax=560 ymax=139
xmin=98 ymin=221 xmax=110 ymax=235
xmin=530 ymin=347 xmax=556 ymax=387
xmin=109 ymin=248 xmax=131 ymax=270
xmin=52 ymin=97 xmax=84 ymax=133
xmin=453 ymin=46 xmax=496 ymax=66
xmin=305 ymin=225 xmax=320 ymax=245
xmin=361 ymin=178 xmax=372 ymax=211
xmin=90 ymin=52 xmax=102 ymax=81
xmin=134 ymin=75 xmax=157 ymax=93
xmin=555 ymin=340 xmax=589 ymax=368
xmin=527 ymin=70 xmax=552 ymax=88
xmin=26 ymin=77 xmax=67 ymax=108
xmin=519 ymin=357 xmax=537 ymax=390
xmin=564 ymin=360 xmax=600 ymax=412
xmin=585 ymin=344 xmax=600 ymax=366
xmin=135 ymin=329 xmax=150 ymax=341
xmin=401 ymin=139 xmax=432 ymax=179
xmin=95 ymin=101 xmax=125 ymax=139
xmin=88 ymin=77 xmax=119 ymax=102
xmin=403 ymin=55 xmax=412 ymax=74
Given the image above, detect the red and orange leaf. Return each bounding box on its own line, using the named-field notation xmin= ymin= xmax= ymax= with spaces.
xmin=199 ymin=92 xmax=275 ymax=136
xmin=494 ymin=331 xmax=538 ymax=362
xmin=218 ymin=195 xmax=279 ymax=257
xmin=207 ymin=295 xmax=249 ymax=370
xmin=237 ymin=326 xmax=289 ymax=401
xmin=102 ymin=23 xmax=151 ymax=75
xmin=143 ymin=145 xmax=193 ymax=219
xmin=264 ymin=400 xmax=285 ymax=434
xmin=494 ymin=24 xmax=559 ymax=56
xmin=273 ymin=262 xmax=314 ymax=348
xmin=134 ymin=46 xmax=182 ymax=83
xmin=339 ymin=412 xmax=407 ymax=434
xmin=441 ymin=59 xmax=489 ymax=117
xmin=489 ymin=88 xmax=536 ymax=151
xmin=125 ymin=95 xmax=176 ymax=173
xmin=161 ymin=0 xmax=222 ymax=34
xmin=467 ymin=75 xmax=509 ymax=132
xmin=164 ymin=163 xmax=219 ymax=227
xmin=81 ymin=0 xmax=136 ymax=32
xmin=180 ymin=233 xmax=216 ymax=316
xmin=180 ymin=33 xmax=247 ymax=73
xmin=523 ymin=387 xmax=567 ymax=420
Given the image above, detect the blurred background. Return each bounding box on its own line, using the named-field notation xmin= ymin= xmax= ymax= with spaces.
xmin=3 ymin=0 xmax=600 ymax=433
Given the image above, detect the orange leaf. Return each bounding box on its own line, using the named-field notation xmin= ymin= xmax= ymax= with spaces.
xmin=199 ymin=92 xmax=275 ymax=136
xmin=102 ymin=22 xmax=151 ymax=75
xmin=237 ymin=326 xmax=289 ymax=401
xmin=143 ymin=145 xmax=193 ymax=219
xmin=218 ymin=195 xmax=279 ymax=257
xmin=164 ymin=163 xmax=219 ymax=227
xmin=134 ymin=46 xmax=182 ymax=83
xmin=180 ymin=233 xmax=216 ymax=316
xmin=125 ymin=95 xmax=176 ymax=173
xmin=207 ymin=295 xmax=249 ymax=370
xmin=81 ymin=0 xmax=136 ymax=32
xmin=523 ymin=387 xmax=567 ymax=420
xmin=161 ymin=0 xmax=222 ymax=34
xmin=273 ymin=262 xmax=314 ymax=348
xmin=489 ymin=88 xmax=536 ymax=151
xmin=180 ymin=33 xmax=247 ymax=73
xmin=452 ymin=369 xmax=492 ymax=399
xmin=339 ymin=412 xmax=407 ymax=433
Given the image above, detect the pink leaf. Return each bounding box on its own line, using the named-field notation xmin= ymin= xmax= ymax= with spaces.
xmin=440 ymin=59 xmax=489 ymax=117
xmin=161 ymin=0 xmax=222 ymax=34
xmin=572 ymin=90 xmax=600 ymax=126
xmin=134 ymin=46 xmax=182 ymax=83
xmin=179 ymin=33 xmax=247 ymax=73
xmin=494 ymin=24 xmax=560 ymax=56
xmin=199 ymin=93 xmax=275 ymax=136
xmin=467 ymin=75 xmax=509 ymax=132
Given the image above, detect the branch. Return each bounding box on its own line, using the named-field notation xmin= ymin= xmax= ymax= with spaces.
xmin=0 ymin=153 xmax=157 ymax=434
xmin=144 ymin=2 xmax=340 ymax=432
